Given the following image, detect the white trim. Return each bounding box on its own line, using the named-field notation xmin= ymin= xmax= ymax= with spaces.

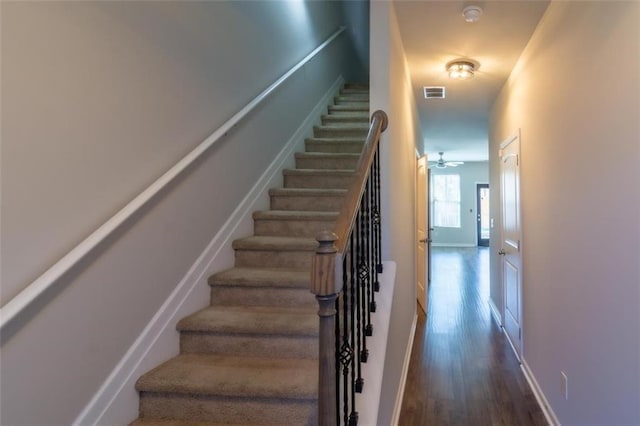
xmin=521 ymin=360 xmax=561 ymax=426
xmin=0 ymin=26 xmax=346 ymax=331
xmin=355 ymin=261 xmax=397 ymax=426
xmin=431 ymin=243 xmax=476 ymax=248
xmin=488 ymin=298 xmax=503 ymax=327
xmin=72 ymin=76 xmax=345 ymax=426
xmin=391 ymin=314 xmax=417 ymax=426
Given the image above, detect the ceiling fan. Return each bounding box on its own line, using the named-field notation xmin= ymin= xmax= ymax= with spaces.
xmin=430 ymin=152 xmax=464 ymax=169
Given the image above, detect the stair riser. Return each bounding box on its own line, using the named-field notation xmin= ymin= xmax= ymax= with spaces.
xmin=313 ymin=128 xmax=367 ymax=139
xmin=139 ymin=394 xmax=316 ymax=425
xmin=305 ymin=140 xmax=363 ymax=154
xmin=328 ymin=105 xmax=369 ymax=113
xmin=235 ymin=250 xmax=313 ymax=269
xmin=210 ymin=286 xmax=316 ymax=309
xmin=340 ymin=89 xmax=369 ymax=95
xmin=343 ymin=83 xmax=369 ymax=91
xmin=270 ymin=194 xmax=345 ymax=212
xmin=284 ymin=174 xmax=353 ymax=189
xmin=180 ymin=333 xmax=318 ymax=359
xmin=335 ymin=95 xmax=369 ymax=102
xmin=321 ymin=115 xmax=368 ymax=125
xmin=295 ymin=156 xmax=359 ymax=170
xmin=334 ymin=100 xmax=369 ymax=108
xmin=254 ymin=219 xmax=336 ymax=238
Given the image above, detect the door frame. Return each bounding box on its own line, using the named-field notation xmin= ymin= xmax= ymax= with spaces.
xmin=415 ymin=154 xmax=429 ymax=313
xmin=476 ymin=183 xmax=490 ymax=247
xmin=499 ymin=130 xmax=524 ymax=360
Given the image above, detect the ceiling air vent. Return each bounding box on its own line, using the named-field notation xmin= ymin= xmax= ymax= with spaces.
xmin=424 ymin=86 xmax=445 ymax=99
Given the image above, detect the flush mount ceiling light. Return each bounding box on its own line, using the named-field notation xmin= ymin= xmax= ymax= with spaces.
xmin=446 ymin=60 xmax=476 ymax=80
xmin=462 ymin=5 xmax=483 ymax=23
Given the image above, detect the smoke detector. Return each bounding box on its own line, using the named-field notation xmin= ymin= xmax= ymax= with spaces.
xmin=462 ymin=5 xmax=483 ymax=23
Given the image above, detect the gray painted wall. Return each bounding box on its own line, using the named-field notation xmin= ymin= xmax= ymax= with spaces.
xmin=0 ymin=2 xmax=367 ymax=424
xmin=431 ymin=161 xmax=489 ymax=247
xmin=490 ymin=2 xmax=639 ymax=424
xmin=371 ymin=2 xmax=422 ymax=424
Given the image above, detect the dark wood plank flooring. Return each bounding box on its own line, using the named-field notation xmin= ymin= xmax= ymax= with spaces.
xmin=398 ymin=247 xmax=547 ymax=426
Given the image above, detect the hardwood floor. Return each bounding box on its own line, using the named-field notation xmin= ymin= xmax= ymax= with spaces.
xmin=398 ymin=247 xmax=547 ymax=426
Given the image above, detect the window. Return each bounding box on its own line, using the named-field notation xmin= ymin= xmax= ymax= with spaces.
xmin=432 ymin=174 xmax=461 ymax=228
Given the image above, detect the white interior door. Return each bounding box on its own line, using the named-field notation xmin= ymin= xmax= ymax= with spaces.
xmin=500 ymin=132 xmax=523 ymax=359
xmin=416 ymin=155 xmax=429 ymax=313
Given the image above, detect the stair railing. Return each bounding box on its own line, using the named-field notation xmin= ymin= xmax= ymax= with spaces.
xmin=311 ymin=109 xmax=388 ymax=426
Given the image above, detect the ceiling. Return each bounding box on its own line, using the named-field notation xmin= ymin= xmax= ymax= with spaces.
xmin=394 ymin=1 xmax=550 ymax=162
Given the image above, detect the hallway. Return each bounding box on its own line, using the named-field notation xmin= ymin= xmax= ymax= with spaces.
xmin=398 ymin=247 xmax=546 ymax=425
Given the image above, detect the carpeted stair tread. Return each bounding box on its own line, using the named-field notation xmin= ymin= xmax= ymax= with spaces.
xmin=328 ymin=104 xmax=369 ymax=113
xmin=314 ymin=123 xmax=369 ymax=130
xmin=295 ymin=152 xmax=361 ymax=160
xmin=282 ymin=168 xmax=356 ymax=176
xmin=136 ymin=354 xmax=317 ymax=399
xmin=340 ymin=88 xmax=369 ymax=95
xmin=177 ymin=306 xmax=318 ymax=335
xmin=231 ymin=235 xmax=317 ymax=251
xmin=131 ymin=420 xmax=271 ymax=426
xmin=305 ymin=136 xmax=365 ymax=143
xmin=304 ymin=138 xmax=365 ymax=154
xmin=268 ymin=188 xmax=348 ymax=197
xmin=209 ymin=267 xmax=309 ymax=288
xmin=334 ymin=94 xmax=369 ymax=102
xmin=313 ymin=125 xmax=368 ymax=139
xmin=321 ymin=114 xmax=369 ymax=124
xmin=295 ymin=151 xmax=360 ymax=170
xmin=130 ymin=419 xmax=265 ymax=426
xmin=253 ymin=210 xmax=339 ymax=221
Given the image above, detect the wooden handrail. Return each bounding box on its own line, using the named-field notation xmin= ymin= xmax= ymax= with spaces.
xmin=332 ymin=110 xmax=388 ymax=255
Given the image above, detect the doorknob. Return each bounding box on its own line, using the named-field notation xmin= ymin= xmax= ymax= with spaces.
xmin=419 ymin=238 xmax=428 ymax=243
xmin=498 ymin=249 xmax=506 ymax=255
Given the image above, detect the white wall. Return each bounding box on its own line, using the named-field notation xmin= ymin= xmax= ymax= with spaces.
xmin=0 ymin=2 xmax=367 ymax=424
xmin=489 ymin=2 xmax=640 ymax=424
xmin=431 ymin=161 xmax=488 ymax=247
xmin=370 ymin=2 xmax=422 ymax=424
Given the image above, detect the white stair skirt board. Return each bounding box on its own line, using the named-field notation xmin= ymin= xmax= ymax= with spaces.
xmin=355 ymin=261 xmax=397 ymax=426
xmin=521 ymin=360 xmax=561 ymax=426
xmin=489 ymin=298 xmax=503 ymax=327
xmin=391 ymin=312 xmax=417 ymax=426
xmin=73 ymin=76 xmax=346 ymax=426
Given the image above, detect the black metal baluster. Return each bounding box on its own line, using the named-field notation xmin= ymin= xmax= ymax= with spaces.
xmin=375 ymin=150 xmax=383 ymax=277
xmin=339 ymin=258 xmax=352 ymax=426
xmin=357 ymin=203 xmax=369 ymax=363
xmin=367 ymin=174 xmax=377 ymax=314
xmin=345 ymin=232 xmax=362 ymax=400
xmin=334 ymin=283 xmax=341 ymax=425
xmin=347 ymin=232 xmax=358 ymax=425
xmin=350 ymin=223 xmax=364 ymax=393
xmin=362 ymin=182 xmax=373 ymax=337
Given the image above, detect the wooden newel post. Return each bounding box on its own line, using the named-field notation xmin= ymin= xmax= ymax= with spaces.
xmin=311 ymin=230 xmax=342 ymax=426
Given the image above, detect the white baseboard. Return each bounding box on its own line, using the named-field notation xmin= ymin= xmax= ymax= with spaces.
xmin=431 ymin=243 xmax=477 ymax=248
xmin=391 ymin=313 xmax=417 ymax=426
xmin=73 ymin=76 xmax=345 ymax=426
xmin=488 ymin=298 xmax=503 ymax=327
xmin=521 ymin=360 xmax=561 ymax=426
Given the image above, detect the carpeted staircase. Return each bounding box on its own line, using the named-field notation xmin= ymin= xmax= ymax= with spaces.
xmin=131 ymin=84 xmax=370 ymax=425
